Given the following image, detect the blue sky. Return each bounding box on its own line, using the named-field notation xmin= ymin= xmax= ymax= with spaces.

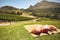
xmin=0 ymin=0 xmax=60 ymax=9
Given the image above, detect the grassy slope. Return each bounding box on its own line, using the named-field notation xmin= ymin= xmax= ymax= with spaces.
xmin=0 ymin=21 xmax=60 ymax=40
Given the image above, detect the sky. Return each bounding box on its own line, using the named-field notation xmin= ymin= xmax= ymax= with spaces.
xmin=0 ymin=0 xmax=60 ymax=9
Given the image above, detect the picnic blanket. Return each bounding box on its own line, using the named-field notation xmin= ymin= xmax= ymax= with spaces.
xmin=24 ymin=24 xmax=60 ymax=37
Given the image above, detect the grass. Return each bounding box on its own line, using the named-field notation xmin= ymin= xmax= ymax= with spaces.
xmin=0 ymin=21 xmax=60 ymax=40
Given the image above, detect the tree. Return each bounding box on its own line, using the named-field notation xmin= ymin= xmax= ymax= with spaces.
xmin=17 ymin=12 xmax=22 ymax=15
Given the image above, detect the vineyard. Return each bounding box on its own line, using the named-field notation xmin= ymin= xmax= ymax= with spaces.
xmin=0 ymin=13 xmax=33 ymax=21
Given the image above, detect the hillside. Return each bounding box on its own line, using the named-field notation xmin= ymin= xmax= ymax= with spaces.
xmin=0 ymin=6 xmax=19 ymax=10
xmin=0 ymin=1 xmax=60 ymax=20
xmin=0 ymin=6 xmax=35 ymax=21
xmin=27 ymin=1 xmax=60 ymax=13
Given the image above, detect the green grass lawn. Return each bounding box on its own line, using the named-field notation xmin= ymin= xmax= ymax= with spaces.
xmin=0 ymin=21 xmax=60 ymax=40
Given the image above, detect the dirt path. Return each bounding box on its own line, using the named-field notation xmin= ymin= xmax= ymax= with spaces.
xmin=0 ymin=22 xmax=15 ymax=26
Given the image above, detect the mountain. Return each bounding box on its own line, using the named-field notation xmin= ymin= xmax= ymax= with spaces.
xmin=27 ymin=1 xmax=60 ymax=13
xmin=0 ymin=6 xmax=19 ymax=10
